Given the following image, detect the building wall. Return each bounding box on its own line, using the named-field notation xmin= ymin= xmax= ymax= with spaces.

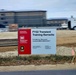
xmin=15 ymin=11 xmax=46 ymax=27
xmin=0 ymin=11 xmax=46 ymax=28
xmin=47 ymin=19 xmax=68 ymax=27
xmin=0 ymin=12 xmax=15 ymax=27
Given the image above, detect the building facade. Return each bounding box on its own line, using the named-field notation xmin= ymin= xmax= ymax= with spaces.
xmin=47 ymin=18 xmax=68 ymax=27
xmin=0 ymin=10 xmax=46 ymax=28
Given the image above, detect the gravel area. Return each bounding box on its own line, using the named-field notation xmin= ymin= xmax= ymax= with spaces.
xmin=57 ymin=46 xmax=76 ymax=56
xmin=0 ymin=50 xmax=18 ymax=57
xmin=0 ymin=46 xmax=76 ymax=57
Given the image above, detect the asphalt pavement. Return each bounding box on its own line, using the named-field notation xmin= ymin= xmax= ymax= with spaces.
xmin=0 ymin=70 xmax=76 ymax=75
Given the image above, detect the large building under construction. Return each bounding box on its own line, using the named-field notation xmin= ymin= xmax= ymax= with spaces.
xmin=0 ymin=10 xmax=47 ymax=28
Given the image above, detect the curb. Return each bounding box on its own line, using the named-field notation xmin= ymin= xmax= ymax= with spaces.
xmin=0 ymin=63 xmax=76 ymax=72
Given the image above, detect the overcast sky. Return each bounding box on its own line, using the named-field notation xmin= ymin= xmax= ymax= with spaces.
xmin=0 ymin=0 xmax=76 ymax=18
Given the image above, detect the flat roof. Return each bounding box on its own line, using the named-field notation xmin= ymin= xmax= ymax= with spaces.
xmin=0 ymin=10 xmax=46 ymax=13
xmin=47 ymin=18 xmax=68 ymax=21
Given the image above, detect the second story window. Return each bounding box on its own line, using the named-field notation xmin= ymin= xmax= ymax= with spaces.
xmin=1 ymin=13 xmax=5 ymax=16
xmin=4 ymin=21 xmax=8 ymax=24
xmin=1 ymin=17 xmax=5 ymax=20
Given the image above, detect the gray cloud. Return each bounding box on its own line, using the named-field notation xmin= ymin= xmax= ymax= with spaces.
xmin=0 ymin=0 xmax=76 ymax=18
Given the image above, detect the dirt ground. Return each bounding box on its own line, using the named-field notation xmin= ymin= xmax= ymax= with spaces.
xmin=0 ymin=46 xmax=17 ymax=52
xmin=57 ymin=30 xmax=76 ymax=47
xmin=0 ymin=30 xmax=76 ymax=52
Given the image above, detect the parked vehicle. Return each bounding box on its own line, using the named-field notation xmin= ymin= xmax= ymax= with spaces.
xmin=68 ymin=16 xmax=76 ymax=30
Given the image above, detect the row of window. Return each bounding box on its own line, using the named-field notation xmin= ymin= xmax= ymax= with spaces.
xmin=16 ymin=21 xmax=43 ymax=25
xmin=0 ymin=16 xmax=44 ymax=19
xmin=0 ymin=17 xmax=45 ymax=21
xmin=0 ymin=20 xmax=43 ymax=25
xmin=0 ymin=20 xmax=15 ymax=24
xmin=47 ymin=24 xmax=61 ymax=26
xmin=0 ymin=21 xmax=8 ymax=25
xmin=16 ymin=16 xmax=44 ymax=19
xmin=0 ymin=12 xmax=45 ymax=16
xmin=15 ymin=12 xmax=45 ymax=16
xmin=19 ymin=24 xmax=44 ymax=27
xmin=0 ymin=13 xmax=5 ymax=16
xmin=47 ymin=21 xmax=67 ymax=24
xmin=0 ymin=18 xmax=15 ymax=20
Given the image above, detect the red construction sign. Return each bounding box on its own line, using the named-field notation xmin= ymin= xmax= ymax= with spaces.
xmin=18 ymin=29 xmax=31 ymax=54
